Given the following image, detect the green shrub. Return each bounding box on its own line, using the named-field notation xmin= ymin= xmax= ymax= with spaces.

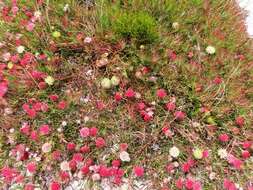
xmin=112 ymin=11 xmax=158 ymax=44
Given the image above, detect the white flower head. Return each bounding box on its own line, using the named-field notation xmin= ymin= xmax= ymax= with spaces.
xmin=119 ymin=151 xmax=131 ymax=162
xmin=17 ymin=45 xmax=25 ymax=54
xmin=169 ymin=146 xmax=180 ymax=158
xmin=3 ymin=52 xmax=11 ymax=62
xmin=63 ymin=4 xmax=70 ymax=12
xmin=60 ymin=161 xmax=70 ymax=171
xmin=41 ymin=142 xmax=52 ymax=153
xmin=172 ymin=22 xmax=179 ymax=29
xmin=61 ymin=121 xmax=67 ymax=126
xmin=92 ymin=173 xmax=101 ymax=181
xmin=206 ymin=45 xmax=216 ymax=55
xmin=217 ymin=148 xmax=227 ymax=159
xmin=84 ymin=37 xmax=92 ymax=43
xmin=34 ymin=11 xmax=42 ymax=19
xmin=45 ymin=76 xmax=55 ymax=86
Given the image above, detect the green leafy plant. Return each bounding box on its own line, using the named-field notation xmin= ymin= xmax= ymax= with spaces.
xmin=112 ymin=11 xmax=158 ymax=44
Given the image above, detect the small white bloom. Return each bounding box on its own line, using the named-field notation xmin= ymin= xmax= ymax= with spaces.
xmin=41 ymin=142 xmax=52 ymax=153
xmin=217 ymin=148 xmax=228 ymax=159
xmin=4 ymin=107 xmax=13 ymax=115
xmin=17 ymin=46 xmax=25 ymax=54
xmin=63 ymin=4 xmax=70 ymax=12
xmin=61 ymin=121 xmax=67 ymax=126
xmin=84 ymin=37 xmax=92 ymax=43
xmin=77 ymin=171 xmax=83 ymax=179
xmin=209 ymin=172 xmax=216 ymax=180
xmin=172 ymin=22 xmax=179 ymax=29
xmin=235 ymin=183 xmax=240 ymax=189
xmin=92 ymin=173 xmax=101 ymax=181
xmin=34 ymin=11 xmax=41 ymax=19
xmin=3 ymin=52 xmax=11 ymax=62
xmin=135 ymin=92 xmax=141 ymax=99
xmin=9 ymin=128 xmax=15 ymax=133
xmin=60 ymin=161 xmax=70 ymax=171
xmin=57 ymin=127 xmax=63 ymax=133
xmin=35 ymin=157 xmax=41 ymax=162
xmin=119 ymin=151 xmax=131 ymax=162
xmin=140 ymin=45 xmax=145 ymax=50
xmin=169 ymin=146 xmax=180 ymax=158
xmin=44 ymin=76 xmax=55 ymax=86
xmin=206 ymin=46 xmax=216 ymax=55
xmin=173 ymin=161 xmax=179 ymax=167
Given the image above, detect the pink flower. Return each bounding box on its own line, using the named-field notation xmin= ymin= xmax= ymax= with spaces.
xmin=30 ymin=130 xmax=38 ymax=141
xmin=227 ymin=154 xmax=243 ymax=170
xmin=112 ymin=160 xmax=121 ymax=167
xmin=166 ymin=163 xmax=174 ymax=173
xmin=59 ymin=171 xmax=70 ymax=182
xmin=137 ymin=102 xmax=146 ymax=110
xmin=235 ymin=116 xmax=245 ymax=127
xmin=10 ymin=54 xmax=20 ymax=63
xmin=219 ymin=134 xmax=229 ymax=142
xmin=242 ymin=141 xmax=252 ymax=149
xmin=72 ymin=153 xmax=83 ymax=162
xmin=49 ymin=94 xmax=59 ymax=102
xmin=168 ymin=50 xmax=177 ymax=61
xmin=96 ymin=100 xmax=105 ymax=110
xmin=95 ymin=137 xmax=106 ymax=148
xmin=39 ymin=124 xmax=51 ymax=135
xmin=27 ymin=108 xmax=37 ymax=118
xmin=50 ymin=181 xmax=61 ymax=190
xmin=26 ymin=162 xmax=37 ymax=174
xmin=20 ymin=123 xmax=30 ymax=136
xmin=124 ymin=88 xmax=135 ymax=98
xmin=80 ymin=145 xmax=90 ymax=153
xmin=1 ymin=166 xmax=19 ymax=183
xmin=57 ymin=101 xmax=67 ymax=110
xmin=38 ymin=82 xmax=47 ymax=89
xmin=133 ymin=166 xmax=144 ymax=177
xmin=156 ymin=89 xmax=167 ymax=99
xmin=52 ymin=150 xmax=61 ymax=160
xmin=0 ymin=82 xmax=8 ymax=97
xmin=223 ymin=179 xmax=236 ymax=190
xmin=89 ymin=127 xmax=98 ymax=136
xmin=162 ymin=126 xmax=173 ymax=138
xmin=99 ymin=165 xmax=111 ymax=177
xmin=31 ymin=71 xmax=45 ymax=80
xmin=114 ymin=92 xmax=122 ymax=101
xmin=26 ymin=22 xmax=35 ymax=31
xmin=67 ymin=142 xmax=76 ymax=151
xmin=24 ymin=184 xmax=35 ymax=190
xmin=174 ymin=111 xmax=186 ymax=121
xmin=213 ymin=76 xmax=222 ymax=85
xmin=202 ymin=150 xmax=209 ymax=158
xmin=80 ymin=127 xmax=90 ymax=138
xmin=185 ymin=178 xmax=194 ymax=189
xmin=166 ymin=101 xmax=176 ymax=111
xmin=193 ymin=181 xmax=202 ymax=190
xmin=69 ymin=160 xmax=77 ymax=171
xmin=175 ymin=178 xmax=184 ymax=189
xmin=81 ymin=165 xmax=89 ymax=175
xmin=120 ymin=143 xmax=128 ymax=151
xmin=242 ymin=150 xmax=250 ymax=159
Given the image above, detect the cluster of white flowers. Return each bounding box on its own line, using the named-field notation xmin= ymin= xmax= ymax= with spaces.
xmin=169 ymin=146 xmax=180 ymax=158
xmin=119 ymin=151 xmax=131 ymax=162
xmin=217 ymin=148 xmax=228 ymax=159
